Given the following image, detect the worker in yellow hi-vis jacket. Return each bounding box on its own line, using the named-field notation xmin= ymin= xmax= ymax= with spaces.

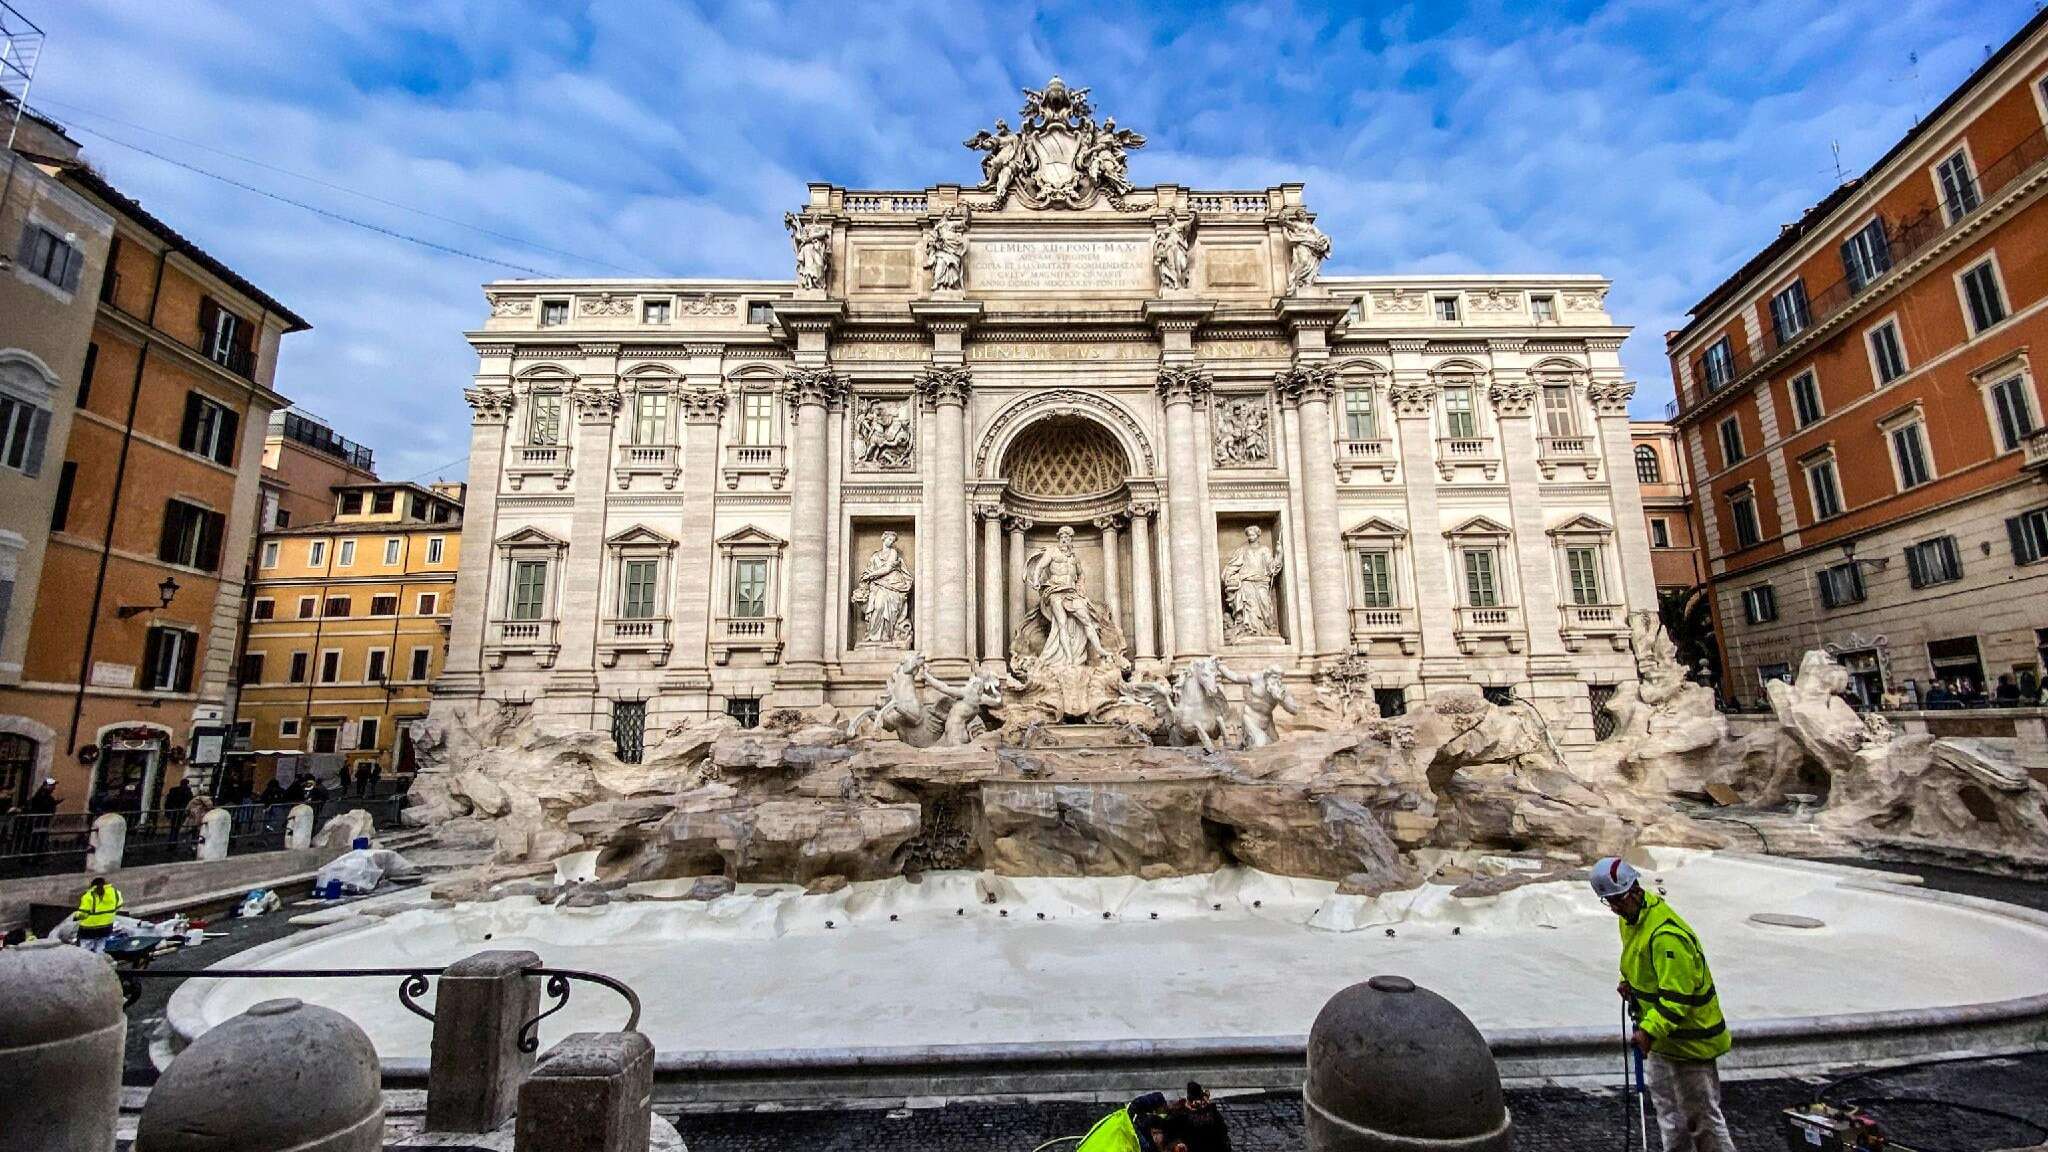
xmin=73 ymin=876 xmax=124 ymax=955
xmin=1591 ymin=858 xmax=1736 ymax=1152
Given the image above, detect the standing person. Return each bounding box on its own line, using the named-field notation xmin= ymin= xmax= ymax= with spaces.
xmin=1590 ymin=858 xmax=1736 ymax=1152
xmin=73 ymin=877 xmax=124 ymax=955
xmin=163 ymin=776 xmax=194 ymax=843
xmin=353 ymin=762 xmax=372 ymax=796
xmin=26 ymin=778 xmax=58 ymax=857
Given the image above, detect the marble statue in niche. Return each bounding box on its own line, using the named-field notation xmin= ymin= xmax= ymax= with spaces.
xmin=852 ymin=531 xmax=914 ymax=647
xmin=853 ymin=398 xmax=913 ymax=470
xmin=922 ymin=208 xmax=969 ymax=293
xmin=1220 ymin=662 xmax=1299 ymax=748
xmin=1212 ymin=395 xmax=1271 ymax=466
xmin=1279 ymin=206 xmax=1331 ymax=293
xmin=785 ymin=212 xmax=832 ymax=291
xmin=1153 ymin=211 xmax=1195 ymax=291
xmin=1222 ymin=525 xmax=1283 ymax=640
xmin=1022 ymin=526 xmax=1116 ymax=670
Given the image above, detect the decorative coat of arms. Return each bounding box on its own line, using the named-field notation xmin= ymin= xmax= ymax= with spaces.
xmin=964 ymin=76 xmax=1146 ymax=210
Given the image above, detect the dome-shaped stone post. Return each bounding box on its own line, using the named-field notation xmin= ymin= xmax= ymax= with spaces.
xmin=196 ymin=806 xmax=232 ymax=861
xmin=285 ymin=804 xmax=315 ymax=850
xmin=0 ymin=941 xmax=127 ymax=1152
xmin=1304 ymin=975 xmax=1511 ymax=1152
xmin=135 ymin=998 xmax=383 ymax=1151
xmin=86 ymin=812 xmax=126 ymax=873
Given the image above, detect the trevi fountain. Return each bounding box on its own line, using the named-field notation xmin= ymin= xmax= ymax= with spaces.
xmin=177 ymin=78 xmax=2048 ymax=1090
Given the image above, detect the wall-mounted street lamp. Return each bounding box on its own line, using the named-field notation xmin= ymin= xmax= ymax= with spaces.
xmin=1839 ymin=540 xmax=1888 ymax=574
xmin=118 ymin=576 xmax=181 ymax=619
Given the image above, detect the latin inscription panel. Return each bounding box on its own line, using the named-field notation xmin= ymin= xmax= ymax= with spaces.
xmin=969 ymin=238 xmax=1152 ymax=292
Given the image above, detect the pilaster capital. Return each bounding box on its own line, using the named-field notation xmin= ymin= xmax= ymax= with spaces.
xmin=1127 ymin=501 xmax=1158 ymax=520
xmin=1587 ymin=378 xmax=1637 ymax=416
xmin=974 ymin=501 xmax=1006 ymax=522
xmin=679 ymin=387 xmax=728 ymax=423
xmin=1155 ymin=364 xmax=1214 ymax=405
xmin=1092 ymin=514 xmax=1124 ymax=532
xmin=571 ymin=385 xmax=624 ymax=423
xmin=1487 ymin=376 xmax=1538 ymax=418
xmin=914 ymin=364 xmax=973 ymax=409
xmin=463 ymin=386 xmax=515 ymax=425
xmin=1275 ymin=363 xmax=1335 ymax=406
xmin=1388 ymin=379 xmax=1438 ymax=418
xmin=1004 ymin=514 xmax=1035 ymax=533
xmin=788 ymin=366 xmax=848 ymax=409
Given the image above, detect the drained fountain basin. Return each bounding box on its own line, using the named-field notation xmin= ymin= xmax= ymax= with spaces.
xmin=169 ymin=851 xmax=2048 ymax=1097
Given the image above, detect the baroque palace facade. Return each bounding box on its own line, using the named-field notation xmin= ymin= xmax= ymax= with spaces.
xmin=441 ymin=79 xmax=1655 ymax=750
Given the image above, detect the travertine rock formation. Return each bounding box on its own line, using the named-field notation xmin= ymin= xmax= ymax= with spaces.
xmin=406 ymin=681 xmax=1723 ymax=898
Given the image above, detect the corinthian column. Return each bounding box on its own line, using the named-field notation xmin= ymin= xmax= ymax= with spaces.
xmin=978 ymin=503 xmax=1005 ymax=670
xmin=1281 ymin=364 xmax=1350 ymax=661
xmin=1128 ymin=503 xmax=1158 ymax=662
xmin=1157 ymin=364 xmax=1214 ymax=658
xmin=1489 ymin=370 xmax=1566 ymax=668
xmin=1589 ymin=375 xmax=1656 ymax=612
xmin=778 ymin=367 xmax=843 ymax=697
xmin=918 ymin=365 xmax=973 ymax=674
xmin=666 ymin=383 xmax=727 ymax=701
xmin=1095 ymin=515 xmax=1123 ymax=633
xmin=1388 ymin=351 xmax=1460 ymax=682
xmin=551 ymin=367 xmax=623 ymax=703
xmin=1006 ymin=515 xmax=1031 ymax=649
xmin=439 ymin=383 xmax=515 ymax=701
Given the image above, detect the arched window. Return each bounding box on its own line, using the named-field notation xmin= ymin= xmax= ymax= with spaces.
xmin=1635 ymin=444 xmax=1661 ymax=483
xmin=0 ymin=733 xmax=39 ymax=810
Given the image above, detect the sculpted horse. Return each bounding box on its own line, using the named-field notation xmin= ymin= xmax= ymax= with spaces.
xmin=1121 ymin=656 xmax=1230 ymax=751
xmin=847 ymin=652 xmax=1005 ymax=748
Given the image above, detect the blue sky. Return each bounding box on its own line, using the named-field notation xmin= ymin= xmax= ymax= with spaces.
xmin=26 ymin=0 xmax=2036 ymax=481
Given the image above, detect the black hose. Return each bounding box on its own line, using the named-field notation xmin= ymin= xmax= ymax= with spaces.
xmin=1813 ymin=1054 xmax=2048 ymax=1152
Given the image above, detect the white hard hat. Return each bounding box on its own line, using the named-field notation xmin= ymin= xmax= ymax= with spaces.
xmin=1589 ymin=857 xmax=1640 ymax=899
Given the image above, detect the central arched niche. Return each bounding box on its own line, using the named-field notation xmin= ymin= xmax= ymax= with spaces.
xmin=1000 ymin=415 xmax=1130 ymax=499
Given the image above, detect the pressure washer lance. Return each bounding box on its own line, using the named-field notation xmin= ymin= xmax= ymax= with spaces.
xmin=1622 ymin=996 xmax=1648 ymax=1151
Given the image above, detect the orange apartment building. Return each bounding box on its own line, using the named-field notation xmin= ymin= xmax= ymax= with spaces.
xmin=234 ymin=482 xmax=461 ymax=784
xmin=1668 ymin=10 xmax=2048 ymax=708
xmin=1630 ymin=421 xmax=1705 ymax=594
xmin=0 ymin=109 xmax=310 ymax=816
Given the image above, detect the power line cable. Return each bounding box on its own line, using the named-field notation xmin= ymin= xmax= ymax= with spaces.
xmin=31 ymin=94 xmax=640 ymax=275
xmin=61 ymin=120 xmax=560 ymax=277
xmin=406 ymin=454 xmax=469 ymax=483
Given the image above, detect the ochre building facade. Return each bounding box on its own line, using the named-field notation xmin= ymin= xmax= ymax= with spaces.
xmin=1668 ymin=12 xmax=2048 ymax=706
xmin=236 ymin=482 xmax=462 ymax=782
xmin=1 ymin=110 xmax=309 ymax=815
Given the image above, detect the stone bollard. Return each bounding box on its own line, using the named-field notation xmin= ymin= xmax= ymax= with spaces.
xmin=426 ymin=950 xmax=543 ymax=1133
xmin=285 ymin=803 xmax=315 ymax=849
xmin=1304 ymin=975 xmax=1511 ymax=1152
xmin=514 ymin=1032 xmax=655 ymax=1152
xmin=136 ymin=998 xmax=382 ymax=1151
xmin=86 ymin=812 xmax=126 ymax=873
xmin=196 ymin=806 xmax=232 ymax=861
xmin=0 ymin=941 xmax=126 ymax=1152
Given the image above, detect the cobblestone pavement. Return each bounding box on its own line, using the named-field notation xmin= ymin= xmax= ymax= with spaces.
xmin=667 ymin=1056 xmax=2048 ymax=1152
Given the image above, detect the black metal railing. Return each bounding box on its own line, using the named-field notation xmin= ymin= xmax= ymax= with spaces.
xmin=278 ymin=411 xmax=375 ymax=470
xmin=116 ymin=965 xmax=642 ymax=1052
xmin=1688 ymin=122 xmax=2048 ymax=414
xmin=0 ymin=791 xmax=410 ymax=878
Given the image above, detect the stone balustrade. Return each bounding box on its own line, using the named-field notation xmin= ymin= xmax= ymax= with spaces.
xmin=721 ymin=442 xmax=787 ymax=489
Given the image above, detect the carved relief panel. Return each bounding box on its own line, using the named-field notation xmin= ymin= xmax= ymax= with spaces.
xmin=851 ymin=394 xmax=916 ymax=472
xmin=1211 ymin=393 xmax=1274 ymax=468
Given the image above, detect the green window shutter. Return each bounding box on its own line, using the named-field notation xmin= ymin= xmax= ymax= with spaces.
xmin=213 ymin=406 xmax=239 ymax=466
